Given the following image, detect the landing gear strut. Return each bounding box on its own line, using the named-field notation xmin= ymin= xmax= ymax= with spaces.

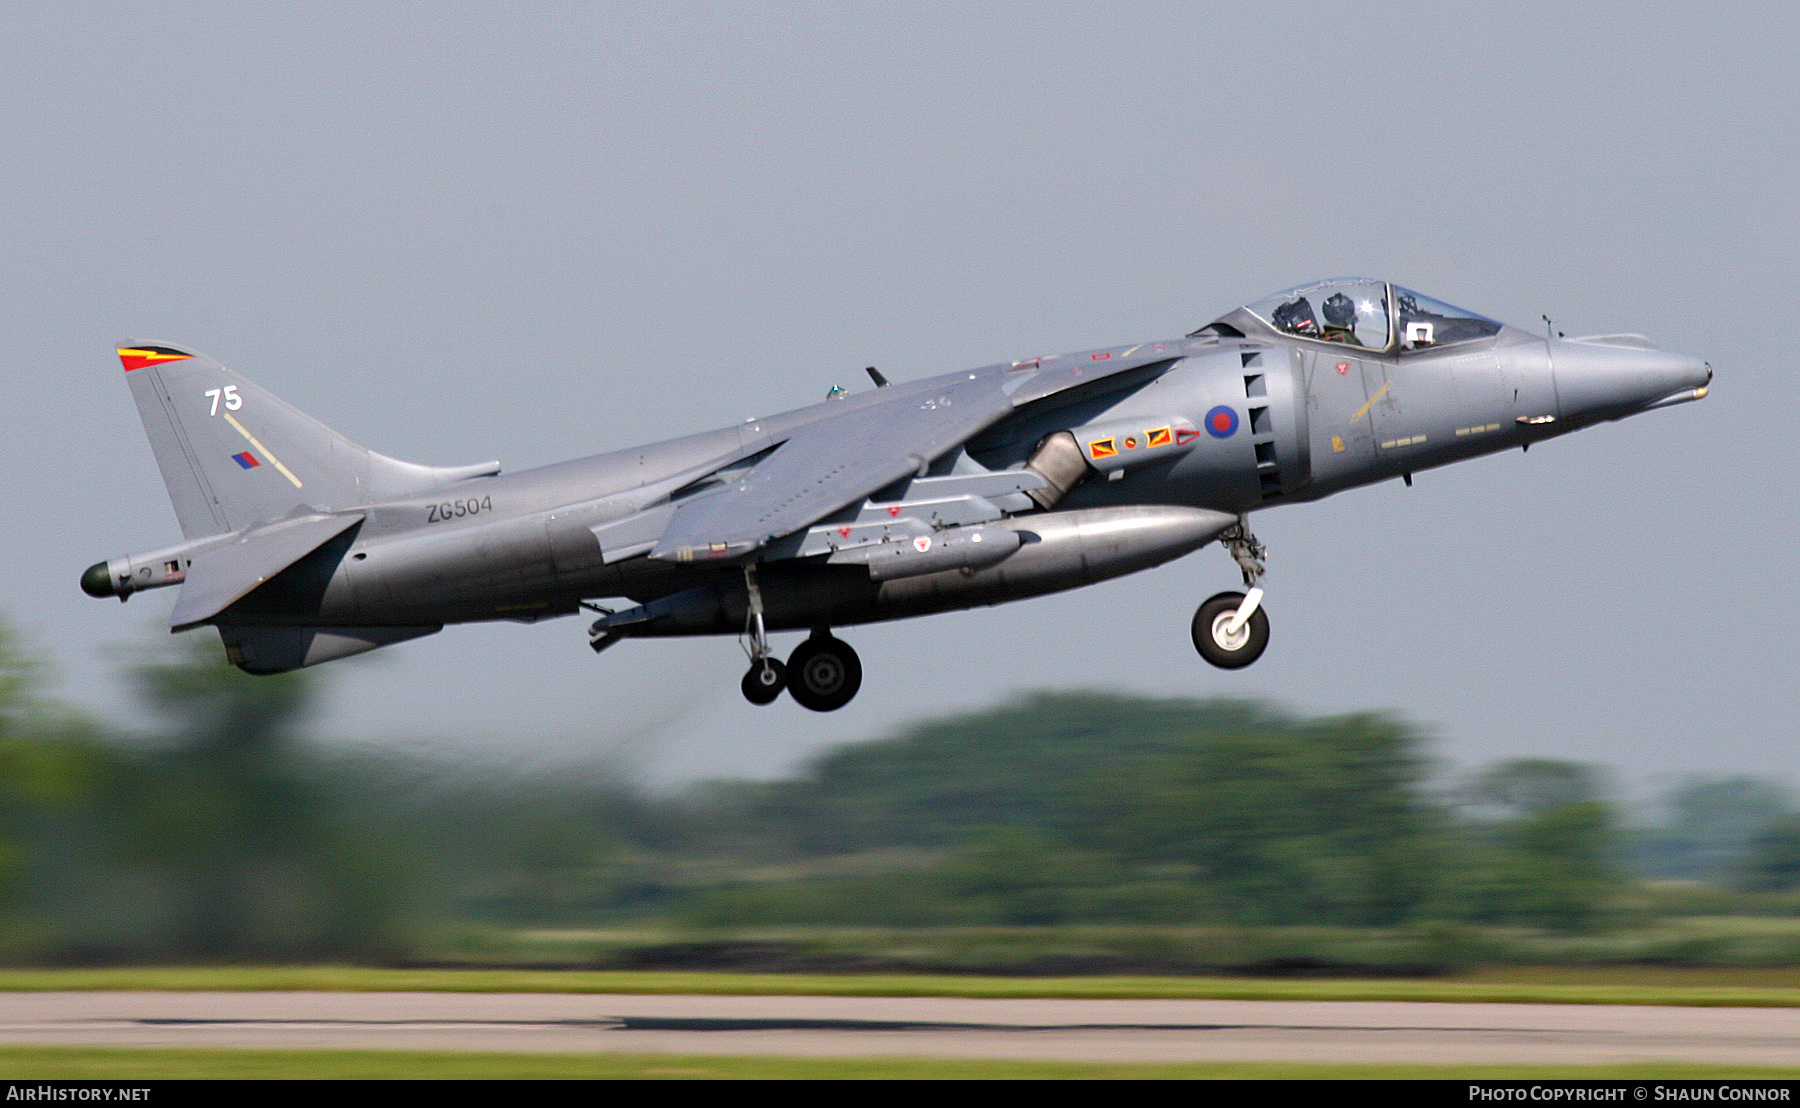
xmin=738 ymin=565 xmax=786 ymax=706
xmin=1193 ymin=519 xmax=1270 ymax=669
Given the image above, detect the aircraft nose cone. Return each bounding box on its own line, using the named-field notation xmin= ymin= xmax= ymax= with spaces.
xmin=1552 ymin=338 xmax=1710 ymax=423
xmin=81 ymin=561 xmax=115 ymax=598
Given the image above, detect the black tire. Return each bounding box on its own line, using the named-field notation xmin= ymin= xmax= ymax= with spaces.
xmin=785 ymin=635 xmax=863 ymax=712
xmin=740 ymin=658 xmax=787 ymax=705
xmin=1191 ymin=591 xmax=1270 ymax=669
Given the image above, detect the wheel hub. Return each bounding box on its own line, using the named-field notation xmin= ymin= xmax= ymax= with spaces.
xmin=1211 ymin=611 xmax=1250 ymax=650
xmin=802 ymin=656 xmax=844 ymax=694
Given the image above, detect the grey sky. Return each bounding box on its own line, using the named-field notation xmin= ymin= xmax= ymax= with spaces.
xmin=4 ymin=2 xmax=1794 ymax=790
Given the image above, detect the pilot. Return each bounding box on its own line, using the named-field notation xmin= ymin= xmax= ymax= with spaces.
xmin=1320 ymin=292 xmax=1363 ymax=346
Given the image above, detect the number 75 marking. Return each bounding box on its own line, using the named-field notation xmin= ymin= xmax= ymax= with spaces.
xmin=204 ymin=386 xmax=242 ymax=415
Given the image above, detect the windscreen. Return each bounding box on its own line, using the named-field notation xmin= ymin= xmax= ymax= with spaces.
xmin=1245 ymin=279 xmax=1390 ymax=350
xmin=1393 ymin=287 xmax=1503 ymax=352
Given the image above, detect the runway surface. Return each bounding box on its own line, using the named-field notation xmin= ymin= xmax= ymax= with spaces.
xmin=0 ymin=992 xmax=1796 ymax=1065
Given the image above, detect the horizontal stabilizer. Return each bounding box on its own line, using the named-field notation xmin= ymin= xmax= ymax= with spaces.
xmin=170 ymin=512 xmax=365 ymax=631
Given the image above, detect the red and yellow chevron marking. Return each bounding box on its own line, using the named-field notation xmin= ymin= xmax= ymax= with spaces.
xmin=1145 ymin=425 xmax=1172 ymax=449
xmin=1088 ymin=437 xmax=1117 ymax=460
xmin=118 ymin=347 xmax=193 ymax=372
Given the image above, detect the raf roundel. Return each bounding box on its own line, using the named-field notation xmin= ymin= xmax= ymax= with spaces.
xmin=1204 ymin=405 xmax=1239 ymax=439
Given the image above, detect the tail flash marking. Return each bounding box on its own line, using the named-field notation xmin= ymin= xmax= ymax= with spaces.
xmin=231 ymin=452 xmax=260 ymax=469
xmin=221 ymin=412 xmax=303 ymax=488
xmin=118 ymin=347 xmax=193 ymax=372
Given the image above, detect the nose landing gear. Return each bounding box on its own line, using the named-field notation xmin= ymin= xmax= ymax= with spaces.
xmin=1193 ymin=591 xmax=1270 ymax=668
xmin=1193 ymin=521 xmax=1271 ymax=669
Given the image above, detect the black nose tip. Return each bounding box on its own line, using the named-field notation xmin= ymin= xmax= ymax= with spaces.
xmin=81 ymin=561 xmax=114 ymax=598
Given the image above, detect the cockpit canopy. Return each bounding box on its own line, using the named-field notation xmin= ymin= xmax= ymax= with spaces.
xmin=1228 ymin=278 xmax=1504 ymax=354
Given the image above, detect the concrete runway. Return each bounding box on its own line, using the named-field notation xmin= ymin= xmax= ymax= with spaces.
xmin=0 ymin=992 xmax=1796 ymax=1065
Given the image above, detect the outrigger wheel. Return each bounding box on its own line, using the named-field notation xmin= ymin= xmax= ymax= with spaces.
xmin=741 ymin=657 xmax=787 ymax=706
xmin=786 ymin=632 xmax=863 ymax=712
xmin=1192 ymin=591 xmax=1270 ymax=669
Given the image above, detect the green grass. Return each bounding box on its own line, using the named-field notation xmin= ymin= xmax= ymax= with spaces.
xmin=435 ymin=917 xmax=1800 ymax=975
xmin=6 ymin=965 xmax=1800 ymax=1006
xmin=1462 ymin=963 xmax=1800 ymax=988
xmin=0 ymin=1047 xmax=1794 ymax=1080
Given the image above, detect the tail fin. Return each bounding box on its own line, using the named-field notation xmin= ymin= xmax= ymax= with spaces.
xmin=118 ymin=342 xmax=500 ymax=539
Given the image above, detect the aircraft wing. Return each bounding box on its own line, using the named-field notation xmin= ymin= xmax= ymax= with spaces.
xmin=647 ymin=349 xmax=1177 ymax=562
xmin=649 ymin=374 xmax=1010 ymax=561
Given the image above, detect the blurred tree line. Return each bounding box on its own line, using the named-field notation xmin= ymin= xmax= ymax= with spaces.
xmin=1 ymin=615 xmax=1799 ymax=963
xmin=0 ymin=622 xmax=658 ymax=961
xmin=676 ymin=696 xmax=1632 ymax=932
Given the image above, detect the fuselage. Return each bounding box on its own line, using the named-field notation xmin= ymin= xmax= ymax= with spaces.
xmin=223 ymin=324 xmax=1708 ymax=630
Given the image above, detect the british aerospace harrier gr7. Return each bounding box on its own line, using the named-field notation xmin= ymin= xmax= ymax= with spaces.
xmin=84 ymin=280 xmax=1710 ymax=710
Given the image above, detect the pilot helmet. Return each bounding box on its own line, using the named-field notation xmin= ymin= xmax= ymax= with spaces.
xmin=1270 ymin=297 xmax=1318 ymax=335
xmin=1322 ymin=292 xmax=1357 ymax=329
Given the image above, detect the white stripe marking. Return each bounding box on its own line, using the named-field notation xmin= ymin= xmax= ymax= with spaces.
xmin=222 ymin=412 xmax=304 ymax=489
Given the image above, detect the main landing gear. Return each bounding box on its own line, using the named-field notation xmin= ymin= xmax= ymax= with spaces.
xmin=740 ymin=632 xmax=863 ymax=711
xmin=1192 ymin=520 xmax=1270 ymax=669
xmin=783 ymin=632 xmax=863 ymax=712
xmin=738 ymin=566 xmax=863 ymax=711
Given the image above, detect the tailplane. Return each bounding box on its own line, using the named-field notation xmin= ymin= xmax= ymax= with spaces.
xmin=118 ymin=343 xmax=499 ymax=539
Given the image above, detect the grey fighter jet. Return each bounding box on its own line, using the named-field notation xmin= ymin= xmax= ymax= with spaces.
xmin=83 ymin=279 xmax=1710 ymax=710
